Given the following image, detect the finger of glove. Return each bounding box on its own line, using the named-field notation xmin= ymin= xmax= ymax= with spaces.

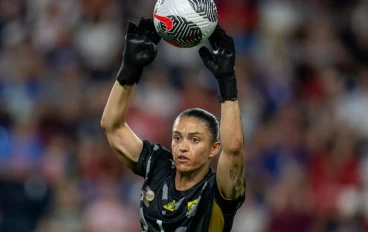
xmin=142 ymin=18 xmax=155 ymax=37
xmin=126 ymin=21 xmax=137 ymax=39
xmin=136 ymin=17 xmax=147 ymax=36
xmin=199 ymin=46 xmax=217 ymax=70
xmin=137 ymin=18 xmax=161 ymax=44
xmin=209 ymin=25 xmax=226 ymax=49
xmin=225 ymin=35 xmax=235 ymax=55
xmin=209 ymin=35 xmax=218 ymax=51
xmin=141 ymin=18 xmax=155 ymax=31
xmin=126 ymin=21 xmax=137 ymax=34
xmin=150 ymin=29 xmax=161 ymax=45
xmin=137 ymin=17 xmax=157 ymax=37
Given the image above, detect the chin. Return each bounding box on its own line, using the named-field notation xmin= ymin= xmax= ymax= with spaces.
xmin=175 ymin=163 xmax=194 ymax=173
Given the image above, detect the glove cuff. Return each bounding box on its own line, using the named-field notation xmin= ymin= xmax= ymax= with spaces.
xmin=217 ymin=76 xmax=238 ymax=103
xmin=116 ymin=63 xmax=143 ymax=86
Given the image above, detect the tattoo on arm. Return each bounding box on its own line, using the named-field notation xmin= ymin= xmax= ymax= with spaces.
xmin=230 ymin=164 xmax=245 ymax=199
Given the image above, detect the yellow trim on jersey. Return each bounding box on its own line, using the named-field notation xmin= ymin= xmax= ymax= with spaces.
xmin=208 ymin=200 xmax=224 ymax=232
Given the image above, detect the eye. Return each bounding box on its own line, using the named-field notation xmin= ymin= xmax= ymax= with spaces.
xmin=191 ymin=137 xmax=199 ymax=143
xmin=173 ymin=135 xmax=181 ymax=141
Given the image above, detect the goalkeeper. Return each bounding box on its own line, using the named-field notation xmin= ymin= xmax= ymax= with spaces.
xmin=101 ymin=17 xmax=245 ymax=232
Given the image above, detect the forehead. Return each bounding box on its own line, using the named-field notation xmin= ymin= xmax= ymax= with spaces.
xmin=173 ymin=117 xmax=207 ymax=133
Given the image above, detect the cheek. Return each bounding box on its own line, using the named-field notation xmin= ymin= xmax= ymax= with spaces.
xmin=171 ymin=142 xmax=178 ymax=155
xmin=192 ymin=145 xmax=210 ymax=162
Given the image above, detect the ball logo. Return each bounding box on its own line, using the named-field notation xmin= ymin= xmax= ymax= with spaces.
xmin=153 ymin=0 xmax=217 ymax=48
xmin=153 ymin=13 xmax=173 ymax=32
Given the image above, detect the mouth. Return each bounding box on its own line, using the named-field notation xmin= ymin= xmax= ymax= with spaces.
xmin=177 ymin=155 xmax=190 ymax=163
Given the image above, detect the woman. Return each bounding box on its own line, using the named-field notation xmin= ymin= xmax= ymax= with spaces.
xmin=101 ymin=17 xmax=245 ymax=232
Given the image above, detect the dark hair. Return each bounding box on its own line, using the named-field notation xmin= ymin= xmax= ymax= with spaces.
xmin=176 ymin=108 xmax=219 ymax=142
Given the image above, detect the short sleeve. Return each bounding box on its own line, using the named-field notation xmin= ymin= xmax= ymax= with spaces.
xmin=133 ymin=140 xmax=173 ymax=179
xmin=214 ymin=177 xmax=246 ymax=215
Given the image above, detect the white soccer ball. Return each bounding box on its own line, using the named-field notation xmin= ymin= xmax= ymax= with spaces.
xmin=153 ymin=0 xmax=218 ymax=48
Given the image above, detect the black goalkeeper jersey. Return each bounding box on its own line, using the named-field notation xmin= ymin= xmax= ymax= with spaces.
xmin=133 ymin=140 xmax=245 ymax=232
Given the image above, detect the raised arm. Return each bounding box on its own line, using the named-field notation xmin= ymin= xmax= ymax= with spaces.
xmin=217 ymin=100 xmax=244 ymax=200
xmin=101 ymin=18 xmax=161 ymax=170
xmin=199 ymin=26 xmax=245 ymax=200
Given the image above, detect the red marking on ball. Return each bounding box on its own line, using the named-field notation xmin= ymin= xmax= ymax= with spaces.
xmin=166 ymin=40 xmax=180 ymax=47
xmin=153 ymin=13 xmax=173 ymax=32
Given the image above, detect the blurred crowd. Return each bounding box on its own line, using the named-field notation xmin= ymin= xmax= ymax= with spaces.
xmin=1 ymin=0 xmax=368 ymax=231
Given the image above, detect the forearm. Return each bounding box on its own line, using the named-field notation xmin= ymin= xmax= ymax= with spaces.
xmin=101 ymin=81 xmax=133 ymax=130
xmin=220 ymin=100 xmax=244 ymax=154
xmin=217 ymin=100 xmax=245 ymax=199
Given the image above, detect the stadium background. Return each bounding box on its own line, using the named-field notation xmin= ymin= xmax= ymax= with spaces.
xmin=1 ymin=0 xmax=368 ymax=231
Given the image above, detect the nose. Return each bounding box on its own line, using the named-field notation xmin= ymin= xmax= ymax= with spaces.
xmin=179 ymin=140 xmax=188 ymax=152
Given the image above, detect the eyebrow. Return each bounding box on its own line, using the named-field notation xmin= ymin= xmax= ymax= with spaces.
xmin=173 ymin=131 xmax=203 ymax=136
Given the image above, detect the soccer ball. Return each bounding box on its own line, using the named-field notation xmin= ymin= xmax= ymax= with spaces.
xmin=153 ymin=0 xmax=218 ymax=48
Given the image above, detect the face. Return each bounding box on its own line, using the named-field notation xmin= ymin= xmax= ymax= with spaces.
xmin=171 ymin=116 xmax=221 ymax=173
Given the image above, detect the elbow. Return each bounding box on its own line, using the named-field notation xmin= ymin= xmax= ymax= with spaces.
xmin=224 ymin=140 xmax=243 ymax=155
xmin=100 ymin=117 xmax=121 ymax=132
xmin=100 ymin=117 xmax=109 ymax=131
xmin=225 ymin=147 xmax=243 ymax=156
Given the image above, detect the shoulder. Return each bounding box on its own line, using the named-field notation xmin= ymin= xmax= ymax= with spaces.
xmin=143 ymin=141 xmax=172 ymax=157
xmin=133 ymin=140 xmax=174 ymax=178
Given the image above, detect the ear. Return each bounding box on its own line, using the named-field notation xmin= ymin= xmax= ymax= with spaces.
xmin=209 ymin=141 xmax=221 ymax=158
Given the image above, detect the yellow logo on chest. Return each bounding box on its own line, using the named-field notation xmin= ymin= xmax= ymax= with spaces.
xmin=187 ymin=199 xmax=198 ymax=213
xmin=163 ymin=200 xmax=176 ymax=211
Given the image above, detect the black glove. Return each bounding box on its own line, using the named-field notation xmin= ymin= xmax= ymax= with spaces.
xmin=117 ymin=17 xmax=161 ymax=86
xmin=199 ymin=25 xmax=237 ymax=103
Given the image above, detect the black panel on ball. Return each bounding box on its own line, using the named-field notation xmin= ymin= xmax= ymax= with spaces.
xmin=157 ymin=16 xmax=203 ymax=48
xmin=188 ymin=0 xmax=218 ymax=22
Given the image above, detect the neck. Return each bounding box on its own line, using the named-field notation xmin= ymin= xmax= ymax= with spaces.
xmin=175 ymin=164 xmax=210 ymax=191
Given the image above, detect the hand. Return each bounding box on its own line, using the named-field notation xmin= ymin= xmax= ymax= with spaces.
xmin=199 ymin=25 xmax=235 ymax=80
xmin=199 ymin=25 xmax=237 ymax=103
xmin=117 ymin=17 xmax=161 ymax=86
